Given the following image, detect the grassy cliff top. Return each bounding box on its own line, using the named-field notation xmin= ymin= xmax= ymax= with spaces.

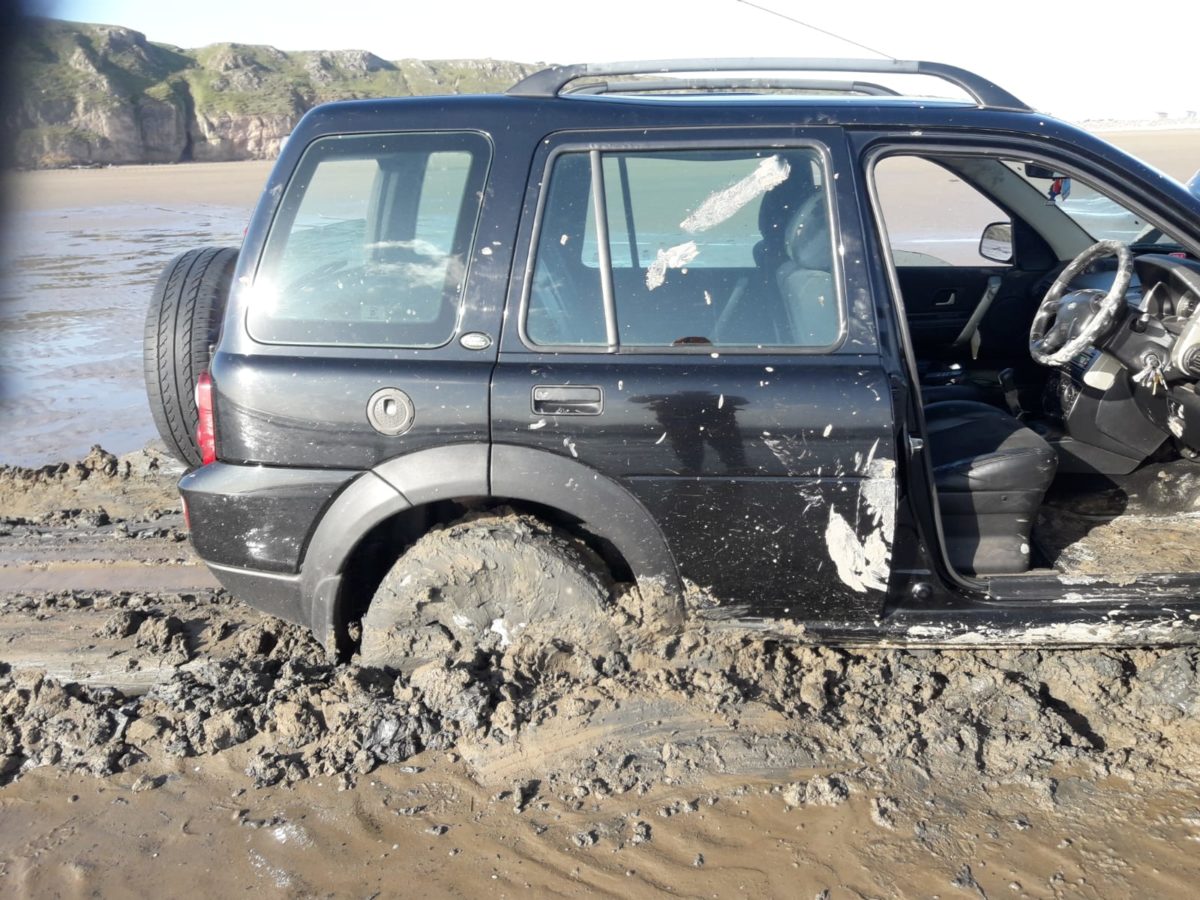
xmin=19 ymin=18 xmax=537 ymax=117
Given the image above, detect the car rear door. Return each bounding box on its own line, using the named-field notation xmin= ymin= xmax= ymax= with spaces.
xmin=491 ymin=127 xmax=899 ymax=625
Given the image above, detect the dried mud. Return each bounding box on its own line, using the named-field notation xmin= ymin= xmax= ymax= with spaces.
xmin=3 ymin=447 xmax=1200 ymax=895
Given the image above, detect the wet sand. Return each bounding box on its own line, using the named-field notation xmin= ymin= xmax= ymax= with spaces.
xmin=0 ymin=163 xmax=271 ymax=465
xmin=6 ymin=759 xmax=1198 ymax=897
xmin=5 ymin=160 xmax=274 ymax=212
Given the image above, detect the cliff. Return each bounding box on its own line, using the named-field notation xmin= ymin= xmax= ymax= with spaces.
xmin=14 ymin=19 xmax=537 ymax=168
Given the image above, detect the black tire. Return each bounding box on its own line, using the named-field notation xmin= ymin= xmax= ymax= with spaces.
xmin=143 ymin=246 xmax=238 ymax=468
xmin=358 ymin=510 xmax=618 ymax=673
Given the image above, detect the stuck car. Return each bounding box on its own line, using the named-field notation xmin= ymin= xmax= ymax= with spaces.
xmin=143 ymin=58 xmax=1200 ymax=663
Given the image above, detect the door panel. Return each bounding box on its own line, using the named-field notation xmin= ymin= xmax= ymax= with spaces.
xmin=900 ymin=265 xmax=1047 ymax=379
xmin=493 ymin=130 xmax=898 ymax=625
xmin=491 ymin=355 xmax=894 ymax=618
xmin=899 ymin=265 xmax=995 ymax=354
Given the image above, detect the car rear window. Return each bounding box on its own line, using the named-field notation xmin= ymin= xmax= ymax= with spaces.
xmin=525 ymin=146 xmax=841 ymax=351
xmin=249 ymin=132 xmax=491 ymax=347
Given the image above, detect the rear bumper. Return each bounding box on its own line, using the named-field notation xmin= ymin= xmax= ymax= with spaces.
xmin=180 ymin=462 xmax=359 ymax=574
xmin=180 ymin=461 xmax=363 ymax=637
xmin=205 ymin=561 xmax=306 ymax=627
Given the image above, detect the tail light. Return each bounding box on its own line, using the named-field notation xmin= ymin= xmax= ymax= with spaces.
xmin=196 ymin=371 xmax=217 ymax=466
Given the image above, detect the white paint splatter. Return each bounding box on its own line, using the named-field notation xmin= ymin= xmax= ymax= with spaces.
xmin=762 ymin=434 xmax=808 ymax=476
xmin=645 ymin=241 xmax=700 ymax=290
xmin=905 ymin=624 xmax=953 ymax=639
xmin=861 ymin=458 xmax=896 ymax=528
xmin=822 ymin=424 xmax=833 ymax=438
xmin=1053 ymin=592 xmax=1087 ymax=604
xmin=825 ymin=509 xmax=888 ymax=593
xmin=563 ymin=436 xmax=579 ymax=458
xmin=655 ymin=432 xmax=667 ymax=445
xmin=528 ymin=419 xmax=547 ymax=430
xmin=933 ymin=621 xmax=1187 ymax=646
xmin=680 ymin=156 xmax=791 ymax=234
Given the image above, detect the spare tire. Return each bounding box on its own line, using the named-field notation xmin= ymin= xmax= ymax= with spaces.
xmin=143 ymin=246 xmax=238 ymax=468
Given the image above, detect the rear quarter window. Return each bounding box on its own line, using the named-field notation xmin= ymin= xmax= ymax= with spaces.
xmin=249 ymin=131 xmax=491 ymax=347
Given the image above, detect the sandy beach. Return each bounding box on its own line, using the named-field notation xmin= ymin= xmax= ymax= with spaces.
xmin=5 ymin=159 xmax=275 ymax=212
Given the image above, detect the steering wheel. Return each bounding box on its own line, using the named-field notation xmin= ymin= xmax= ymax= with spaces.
xmin=1029 ymin=240 xmax=1133 ymax=367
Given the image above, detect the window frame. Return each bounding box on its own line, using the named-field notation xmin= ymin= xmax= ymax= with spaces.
xmin=248 ymin=130 xmax=493 ymax=350
xmin=517 ymin=136 xmax=848 ymax=356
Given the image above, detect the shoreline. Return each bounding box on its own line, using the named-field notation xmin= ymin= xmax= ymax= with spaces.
xmin=4 ymin=123 xmax=1200 ymax=175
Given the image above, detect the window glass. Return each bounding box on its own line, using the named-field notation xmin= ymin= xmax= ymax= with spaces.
xmin=527 ymin=147 xmax=840 ymax=350
xmin=250 ymin=132 xmax=489 ymax=346
xmin=874 ymin=156 xmax=1009 ymax=266
xmin=583 ymin=155 xmax=770 ymax=268
xmin=526 ymin=153 xmax=608 ymax=346
xmin=1004 ymin=159 xmax=1178 ymax=247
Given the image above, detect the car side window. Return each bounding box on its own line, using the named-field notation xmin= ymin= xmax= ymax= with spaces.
xmin=873 ymin=155 xmax=1011 ymax=267
xmin=250 ymin=132 xmax=490 ymax=347
xmin=526 ymin=146 xmax=842 ymax=350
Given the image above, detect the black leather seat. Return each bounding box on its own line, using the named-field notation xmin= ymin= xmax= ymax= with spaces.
xmin=924 ymin=400 xmax=1057 ymax=575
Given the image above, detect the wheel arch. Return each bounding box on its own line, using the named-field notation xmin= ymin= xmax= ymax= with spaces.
xmin=300 ymin=443 xmax=684 ymax=654
xmin=488 ymin=443 xmax=683 ymax=593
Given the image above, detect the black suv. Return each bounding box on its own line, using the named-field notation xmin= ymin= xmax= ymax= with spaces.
xmin=144 ymin=59 xmax=1200 ymax=662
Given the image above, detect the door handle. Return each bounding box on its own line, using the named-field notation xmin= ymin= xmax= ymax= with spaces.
xmin=532 ymin=385 xmax=603 ymax=415
xmin=933 ymin=290 xmax=957 ymax=307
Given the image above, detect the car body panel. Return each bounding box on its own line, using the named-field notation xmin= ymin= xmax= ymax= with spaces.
xmin=178 ymin=87 xmax=1200 ymax=651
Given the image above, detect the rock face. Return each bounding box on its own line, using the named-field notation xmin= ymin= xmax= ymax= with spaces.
xmin=15 ymin=18 xmax=537 ymax=168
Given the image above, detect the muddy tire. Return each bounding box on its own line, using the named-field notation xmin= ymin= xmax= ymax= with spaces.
xmin=358 ymin=510 xmax=618 ymax=673
xmin=143 ymin=246 xmax=238 ymax=468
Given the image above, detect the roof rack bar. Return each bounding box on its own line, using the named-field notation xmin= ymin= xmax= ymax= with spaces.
xmin=564 ymin=77 xmax=901 ymax=97
xmin=508 ymin=58 xmax=1030 ymax=111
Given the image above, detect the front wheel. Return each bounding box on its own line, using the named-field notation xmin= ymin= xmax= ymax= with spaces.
xmin=358 ymin=510 xmax=619 ymax=673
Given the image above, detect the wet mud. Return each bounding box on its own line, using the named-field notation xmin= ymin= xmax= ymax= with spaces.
xmin=3 ymin=447 xmax=1200 ymax=894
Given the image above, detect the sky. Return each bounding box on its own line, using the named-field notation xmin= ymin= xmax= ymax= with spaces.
xmin=33 ymin=0 xmax=1200 ymax=120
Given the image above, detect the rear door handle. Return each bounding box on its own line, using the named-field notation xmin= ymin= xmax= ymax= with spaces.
xmin=532 ymin=385 xmax=603 ymax=415
xmin=933 ymin=290 xmax=957 ymax=307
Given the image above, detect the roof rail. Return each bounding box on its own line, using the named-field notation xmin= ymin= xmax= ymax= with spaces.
xmin=508 ymin=58 xmax=1031 ymax=112
xmin=564 ymin=77 xmax=901 ymax=98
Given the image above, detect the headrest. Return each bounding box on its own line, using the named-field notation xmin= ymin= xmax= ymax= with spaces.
xmin=757 ymin=155 xmax=817 ymax=242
